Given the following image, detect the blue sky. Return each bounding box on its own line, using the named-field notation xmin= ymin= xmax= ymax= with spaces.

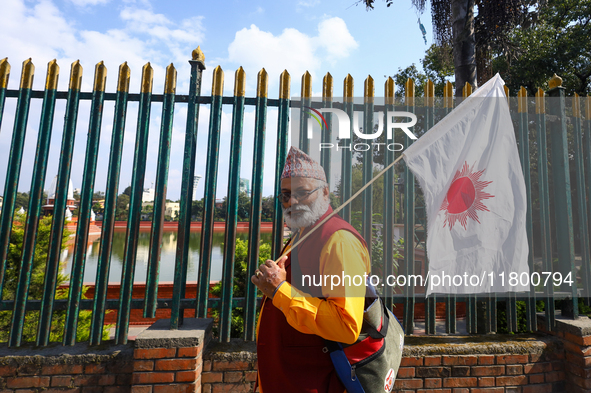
xmin=0 ymin=0 xmax=433 ymax=200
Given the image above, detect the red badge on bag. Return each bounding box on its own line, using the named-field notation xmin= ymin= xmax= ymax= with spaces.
xmin=384 ymin=368 xmax=395 ymax=392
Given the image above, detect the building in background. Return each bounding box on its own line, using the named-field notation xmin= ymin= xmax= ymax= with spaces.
xmin=142 ymin=187 xmax=155 ymax=203
xmin=42 ymin=176 xmax=77 ymax=217
xmin=193 ymin=175 xmax=202 ymax=200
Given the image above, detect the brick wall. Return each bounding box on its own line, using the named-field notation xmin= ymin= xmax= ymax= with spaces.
xmin=0 ymin=342 xmax=133 ymax=392
xmin=201 ymin=341 xmax=257 ymax=393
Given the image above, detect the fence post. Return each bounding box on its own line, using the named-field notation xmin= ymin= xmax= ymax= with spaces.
xmin=383 ymin=77 xmax=395 ymax=311
xmin=547 ymin=74 xmax=578 ymax=318
xmin=299 ymin=72 xmax=312 ymax=154
xmin=321 ymin=73 xmax=333 ymax=185
xmin=0 ymin=58 xmax=10 ymax=133
xmin=403 ymin=77 xmax=415 ymax=334
xmin=340 ymin=74 xmax=354 ymax=223
xmin=361 ymin=76 xmax=374 ymax=256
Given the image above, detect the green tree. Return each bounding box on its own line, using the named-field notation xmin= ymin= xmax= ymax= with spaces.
xmin=0 ymin=213 xmax=110 ymax=342
xmin=115 ymin=194 xmax=130 ymax=221
xmin=14 ymin=192 xmax=29 ymax=210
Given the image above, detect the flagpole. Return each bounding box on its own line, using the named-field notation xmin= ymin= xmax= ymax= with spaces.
xmin=281 ymin=153 xmax=405 ymax=257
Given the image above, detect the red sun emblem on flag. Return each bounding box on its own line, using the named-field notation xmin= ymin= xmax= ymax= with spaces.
xmin=440 ymin=162 xmax=494 ymax=230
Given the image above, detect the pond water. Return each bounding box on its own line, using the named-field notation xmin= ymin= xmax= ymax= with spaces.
xmin=60 ymin=229 xmax=273 ymax=284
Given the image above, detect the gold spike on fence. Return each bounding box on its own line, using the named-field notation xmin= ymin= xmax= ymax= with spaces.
xmin=279 ymin=70 xmax=290 ymax=99
xmin=141 ymin=63 xmax=153 ymax=93
xmin=504 ymin=86 xmax=510 ymax=105
xmin=344 ymin=74 xmax=353 ymax=101
xmin=574 ymin=93 xmax=580 ymax=118
xmin=405 ymin=78 xmax=415 ymax=106
xmin=385 ymin=77 xmax=394 ymax=105
xmin=549 ymin=74 xmax=563 ymax=89
xmin=323 ymin=72 xmax=333 ymax=100
xmin=444 ymin=81 xmax=453 ymax=108
xmin=0 ymin=58 xmax=10 ymax=89
xmin=536 ymin=88 xmax=545 ymax=114
xmin=256 ymin=68 xmax=268 ymax=98
xmin=587 ymin=96 xmax=591 ymax=120
xmin=45 ymin=60 xmax=59 ymax=91
xmin=425 ymin=79 xmax=434 ymax=107
xmin=164 ymin=64 xmax=177 ymax=95
xmin=212 ymin=65 xmax=223 ymax=96
xmin=117 ymin=62 xmax=130 ymax=93
xmin=93 ymin=61 xmax=107 ymax=92
xmin=20 ymin=58 xmax=35 ymax=89
xmin=69 ymin=60 xmax=82 ymax=91
xmin=518 ymin=86 xmax=527 ymax=113
xmin=234 ymin=66 xmax=245 ymax=97
xmin=192 ymin=46 xmax=205 ymax=62
xmin=364 ymin=75 xmax=374 ymax=103
xmin=462 ymin=81 xmax=472 ymax=98
xmin=301 ymin=71 xmax=312 ymax=98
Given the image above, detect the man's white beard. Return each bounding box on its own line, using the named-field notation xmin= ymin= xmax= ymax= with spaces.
xmin=283 ymin=195 xmax=329 ymax=230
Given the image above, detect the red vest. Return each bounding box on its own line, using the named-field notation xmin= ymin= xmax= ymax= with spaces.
xmin=257 ymin=207 xmax=368 ymax=392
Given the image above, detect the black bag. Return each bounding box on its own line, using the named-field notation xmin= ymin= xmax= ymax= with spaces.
xmin=324 ymin=287 xmax=404 ymax=393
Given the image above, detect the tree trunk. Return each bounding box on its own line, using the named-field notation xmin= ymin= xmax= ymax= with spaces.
xmin=452 ymin=0 xmax=477 ymax=96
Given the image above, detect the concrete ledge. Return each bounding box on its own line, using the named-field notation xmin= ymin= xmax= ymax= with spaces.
xmin=134 ymin=318 xmax=213 ymax=349
xmin=538 ymin=313 xmax=591 ymax=336
xmin=204 ymin=339 xmax=257 ymax=362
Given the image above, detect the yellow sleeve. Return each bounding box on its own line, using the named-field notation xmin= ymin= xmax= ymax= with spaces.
xmin=271 ymin=230 xmax=370 ymax=344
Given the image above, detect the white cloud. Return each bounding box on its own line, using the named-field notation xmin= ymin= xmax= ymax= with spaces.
xmin=297 ymin=0 xmax=320 ymax=7
xmin=68 ymin=0 xmax=110 ymax=6
xmin=317 ymin=17 xmax=358 ymax=63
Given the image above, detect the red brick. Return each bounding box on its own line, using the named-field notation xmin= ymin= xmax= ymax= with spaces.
xmin=134 ymin=348 xmax=176 ymax=360
xmin=478 ymin=355 xmax=495 ymax=365
xmin=212 ymin=360 xmax=250 ymax=371
xmin=528 ymin=374 xmax=544 ymax=384
xmin=496 ymin=355 xmax=528 ymax=364
xmin=177 ymin=347 xmax=199 ymax=358
xmin=0 ymin=365 xmax=15 ymax=377
xmin=84 ymin=363 xmax=106 ymax=374
xmin=245 ymin=370 xmax=257 ymax=382
xmin=522 ymin=384 xmax=553 ymax=393
xmin=202 ymin=384 xmax=211 ymax=393
xmin=72 ymin=375 xmax=101 ymax=386
xmin=81 ymin=387 xmax=103 ymax=393
xmin=442 ymin=377 xmax=477 ymax=387
xmin=224 ymin=371 xmax=243 ymax=383
xmin=98 ymin=374 xmax=115 ymax=385
xmin=397 ymin=367 xmax=415 ymax=378
xmin=154 ymin=384 xmax=196 ymax=393
xmin=506 ymin=365 xmax=523 ymax=375
xmin=51 ymin=376 xmax=73 ymax=387
xmin=212 ymin=384 xmax=252 ymax=393
xmin=471 ymin=366 xmax=504 ymax=376
xmin=45 ymin=389 xmax=82 ymax=393
xmin=529 ymin=353 xmax=544 ymax=362
xmin=176 ymin=370 xmax=198 ymax=382
xmin=478 ymin=377 xmax=495 ymax=387
xmin=17 ymin=364 xmax=40 ymax=376
xmin=504 ymin=388 xmax=522 ymax=393
xmin=155 ymin=358 xmax=197 ymax=371
xmin=495 ymin=375 xmax=528 ymax=386
xmin=524 ymin=362 xmax=551 ymax=374
xmin=416 ymin=390 xmax=451 ymax=393
xmin=442 ymin=356 xmax=477 ymax=366
xmin=400 ymin=357 xmax=423 ymax=367
xmin=6 ymin=377 xmax=50 ymax=389
xmin=394 ymin=379 xmax=423 ymax=389
xmin=131 ymin=386 xmax=152 ymax=393
xmin=203 ymin=360 xmax=212 ymax=372
xmin=424 ymin=378 xmax=442 ymax=388
xmin=105 ymin=387 xmax=127 ymax=393
xmin=471 ymin=389 xmax=504 ymax=393
xmin=134 ymin=360 xmax=154 ymax=372
xmin=42 ymin=364 xmax=84 ymax=375
xmin=552 ymin=360 xmax=563 ymax=371
xmin=452 ymin=389 xmax=469 ymax=393
xmin=133 ymin=372 xmax=175 ymax=384
xmin=201 ymin=372 xmax=223 ymax=383
xmin=117 ymin=374 xmax=132 ymax=385
xmin=545 ymin=371 xmax=565 ymax=382
xmin=425 ymin=356 xmax=442 ymax=366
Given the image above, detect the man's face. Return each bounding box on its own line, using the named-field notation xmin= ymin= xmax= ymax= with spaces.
xmin=280 ymin=177 xmax=330 ymax=229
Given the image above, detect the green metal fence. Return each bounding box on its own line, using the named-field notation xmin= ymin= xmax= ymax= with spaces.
xmin=0 ymin=50 xmax=590 ymax=347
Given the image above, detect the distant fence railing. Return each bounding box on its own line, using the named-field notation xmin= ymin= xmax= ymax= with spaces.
xmin=0 ymin=49 xmax=590 ymax=348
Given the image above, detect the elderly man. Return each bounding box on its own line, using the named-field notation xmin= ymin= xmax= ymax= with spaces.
xmin=251 ymin=146 xmax=370 ymax=393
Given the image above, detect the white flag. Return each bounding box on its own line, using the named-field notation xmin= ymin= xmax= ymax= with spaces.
xmin=402 ymin=74 xmax=529 ymax=295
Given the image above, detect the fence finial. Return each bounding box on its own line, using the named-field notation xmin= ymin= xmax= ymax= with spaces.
xmin=587 ymin=96 xmax=591 ymax=120
xmin=573 ymin=93 xmax=580 ymax=118
xmin=444 ymin=81 xmax=453 ymax=108
xmin=279 ymin=70 xmax=290 ymax=99
xmin=344 ymin=74 xmax=353 ymax=100
xmin=192 ymin=46 xmax=205 ymax=62
xmin=548 ymin=74 xmax=563 ymax=89
xmin=20 ymin=58 xmax=35 ymax=89
xmin=212 ymin=65 xmax=224 ymax=96
xmin=141 ymin=62 xmax=154 ymax=93
xmin=323 ymin=72 xmax=333 ymax=100
xmin=405 ymin=77 xmax=415 ymax=106
xmin=425 ymin=79 xmax=434 ymax=107
xmin=518 ymin=86 xmax=527 ymax=113
xmin=164 ymin=63 xmax=177 ymax=94
xmin=234 ymin=66 xmax=245 ymax=97
xmin=69 ymin=60 xmax=82 ymax=90
xmin=93 ymin=61 xmax=107 ymax=92
xmin=45 ymin=60 xmax=59 ymax=91
xmin=462 ymin=81 xmax=472 ymax=98
xmin=301 ymin=71 xmax=312 ymax=98
xmin=0 ymin=58 xmax=11 ymax=89
xmin=117 ymin=62 xmax=130 ymax=93
xmin=536 ymin=88 xmax=545 ymax=114
xmin=385 ymin=77 xmax=394 ymax=105
xmin=256 ymin=68 xmax=268 ymax=98
xmin=504 ymin=85 xmax=510 ymax=105
xmin=364 ymin=75 xmax=374 ymax=103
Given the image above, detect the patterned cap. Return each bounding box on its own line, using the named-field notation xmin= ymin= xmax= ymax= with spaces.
xmin=281 ymin=146 xmax=327 ymax=182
